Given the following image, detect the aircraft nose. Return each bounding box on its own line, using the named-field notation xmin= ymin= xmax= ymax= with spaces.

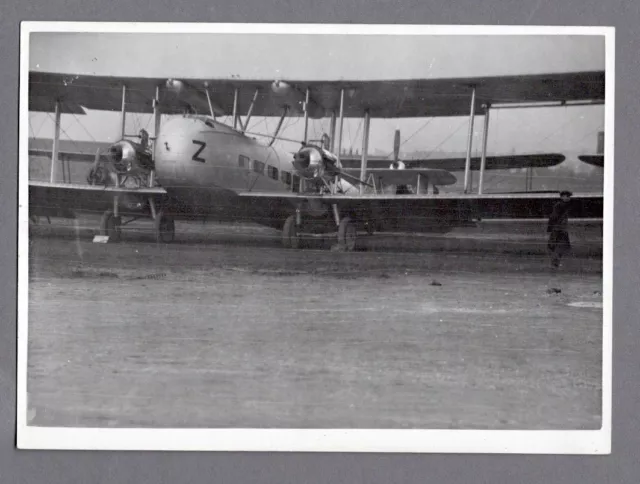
xmin=293 ymin=150 xmax=311 ymax=170
xmin=153 ymin=119 xmax=204 ymax=186
xmin=108 ymin=144 xmax=123 ymax=162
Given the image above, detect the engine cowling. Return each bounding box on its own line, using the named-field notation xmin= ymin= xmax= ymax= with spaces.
xmin=107 ymin=140 xmax=154 ymax=174
xmin=292 ymin=146 xmax=329 ymax=179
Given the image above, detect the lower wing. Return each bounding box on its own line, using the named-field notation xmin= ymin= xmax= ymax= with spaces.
xmin=28 ymin=181 xmax=168 ymax=218
xmin=239 ymin=191 xmax=603 ymax=222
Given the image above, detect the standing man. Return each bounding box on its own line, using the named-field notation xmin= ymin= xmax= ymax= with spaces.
xmin=547 ymin=190 xmax=573 ymax=268
xmin=139 ymin=128 xmax=150 ymax=151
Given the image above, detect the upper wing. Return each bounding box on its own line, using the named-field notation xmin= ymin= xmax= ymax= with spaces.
xmin=29 ymin=70 xmax=605 ymax=119
xmin=339 ymin=153 xmax=567 ymax=171
xmin=239 ymin=191 xmax=603 ymax=221
xmin=29 ymin=180 xmax=167 ymax=218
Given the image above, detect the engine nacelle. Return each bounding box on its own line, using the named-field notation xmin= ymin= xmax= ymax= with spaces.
xmin=293 ymin=145 xmax=338 ymax=179
xmin=107 ymin=140 xmax=154 ymax=174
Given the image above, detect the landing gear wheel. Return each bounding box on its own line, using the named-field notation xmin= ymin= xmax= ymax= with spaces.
xmin=282 ymin=215 xmax=301 ymax=249
xmin=100 ymin=210 xmax=121 ymax=242
xmin=364 ymin=220 xmax=375 ymax=236
xmin=338 ymin=216 xmax=357 ymax=251
xmin=154 ymin=211 xmax=175 ymax=243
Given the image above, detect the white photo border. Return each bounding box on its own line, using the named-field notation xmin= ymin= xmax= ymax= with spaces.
xmin=17 ymin=22 xmax=614 ymax=454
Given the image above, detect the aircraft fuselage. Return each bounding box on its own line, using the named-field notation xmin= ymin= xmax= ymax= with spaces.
xmin=153 ymin=115 xmax=337 ymax=228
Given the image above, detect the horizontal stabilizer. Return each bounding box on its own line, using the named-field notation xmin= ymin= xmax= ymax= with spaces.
xmin=29 ymin=149 xmax=104 ymax=163
xmin=29 ymin=138 xmax=112 ymax=162
xmin=340 ymin=153 xmax=566 ymax=171
xmin=578 ymin=154 xmax=604 ymax=167
xmin=346 ymin=168 xmax=457 ymax=186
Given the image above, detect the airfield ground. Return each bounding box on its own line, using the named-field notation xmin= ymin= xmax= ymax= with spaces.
xmin=26 ymin=218 xmax=603 ymax=429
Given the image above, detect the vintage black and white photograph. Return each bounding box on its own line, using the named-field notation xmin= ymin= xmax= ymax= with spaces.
xmin=17 ymin=23 xmax=613 ymax=453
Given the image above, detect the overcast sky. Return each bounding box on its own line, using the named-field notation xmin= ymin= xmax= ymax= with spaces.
xmin=28 ymin=31 xmax=606 ymax=160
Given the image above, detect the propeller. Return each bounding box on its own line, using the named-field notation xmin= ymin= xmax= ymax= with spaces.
xmin=87 ymin=148 xmax=112 ymax=186
xmin=390 ymin=129 xmax=406 ymax=170
xmin=292 ymin=144 xmax=372 ymax=187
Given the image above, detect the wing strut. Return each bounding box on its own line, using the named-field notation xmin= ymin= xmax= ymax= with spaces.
xmin=478 ymin=104 xmax=490 ymax=194
xmin=232 ymin=87 xmax=239 ymax=130
xmin=336 ymin=89 xmax=345 ymax=168
xmin=359 ymin=110 xmax=371 ymax=195
xmin=268 ymin=106 xmax=288 ymax=147
xmin=329 ymin=111 xmax=337 ymax=152
xmin=463 ymin=86 xmax=476 ymax=193
xmin=303 ymin=88 xmax=310 ymax=143
xmin=153 ymin=86 xmax=162 ymax=141
xmin=150 ymin=85 xmax=162 ymax=187
xmin=241 ymin=89 xmax=259 ymax=133
xmin=120 ymin=85 xmax=127 ymax=139
xmin=49 ymin=100 xmax=61 ymax=182
xmin=204 ymin=87 xmax=215 ymax=119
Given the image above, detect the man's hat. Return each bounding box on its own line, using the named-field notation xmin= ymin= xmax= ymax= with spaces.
xmin=559 ymin=190 xmax=573 ymax=197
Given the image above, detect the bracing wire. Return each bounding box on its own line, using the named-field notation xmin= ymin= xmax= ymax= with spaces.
xmin=70 ymin=112 xmax=100 ymax=142
xmin=422 ymin=118 xmax=470 ymax=159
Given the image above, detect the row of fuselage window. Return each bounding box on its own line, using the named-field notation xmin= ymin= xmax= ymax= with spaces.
xmin=238 ymin=154 xmax=301 ymax=191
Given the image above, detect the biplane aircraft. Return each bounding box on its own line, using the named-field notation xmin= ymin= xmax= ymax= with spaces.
xmin=28 ymin=69 xmax=605 ymax=250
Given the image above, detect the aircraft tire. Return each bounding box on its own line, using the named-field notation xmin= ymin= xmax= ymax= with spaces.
xmin=364 ymin=220 xmax=375 ymax=236
xmin=155 ymin=212 xmax=175 ymax=243
xmin=282 ymin=215 xmax=300 ymax=249
xmin=100 ymin=210 xmax=121 ymax=242
xmin=338 ymin=217 xmax=356 ymax=251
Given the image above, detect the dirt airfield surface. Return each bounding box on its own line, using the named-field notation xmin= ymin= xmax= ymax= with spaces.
xmin=26 ymin=218 xmax=603 ymax=429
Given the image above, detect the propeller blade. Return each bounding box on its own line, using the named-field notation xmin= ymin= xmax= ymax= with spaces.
xmin=393 ymin=129 xmax=401 ymax=164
